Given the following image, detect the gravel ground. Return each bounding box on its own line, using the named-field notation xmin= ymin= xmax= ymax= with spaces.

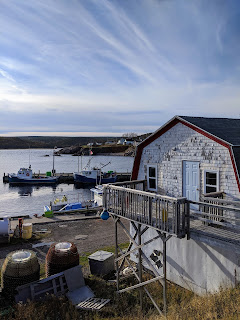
xmin=0 ymin=218 xmax=130 ymax=268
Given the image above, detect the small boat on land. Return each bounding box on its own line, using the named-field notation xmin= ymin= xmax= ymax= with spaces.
xmin=9 ymin=167 xmax=58 ymax=185
xmin=44 ymin=188 xmax=102 ymax=216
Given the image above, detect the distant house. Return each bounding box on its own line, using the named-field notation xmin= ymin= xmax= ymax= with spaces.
xmin=105 ymin=141 xmax=115 ymax=145
xmin=104 ymin=115 xmax=240 ymax=296
xmin=117 ymin=138 xmax=125 ymax=145
xmin=123 ymin=138 xmax=135 ymax=146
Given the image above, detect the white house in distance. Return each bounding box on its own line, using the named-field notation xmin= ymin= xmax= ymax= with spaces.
xmin=127 ymin=115 xmax=240 ymax=295
xmin=117 ymin=138 xmax=125 ymax=145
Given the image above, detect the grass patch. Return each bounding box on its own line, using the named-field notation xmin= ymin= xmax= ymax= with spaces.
xmin=3 ymin=278 xmax=240 ymax=320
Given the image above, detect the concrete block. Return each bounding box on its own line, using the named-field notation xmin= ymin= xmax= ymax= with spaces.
xmin=88 ymin=250 xmax=114 ymax=276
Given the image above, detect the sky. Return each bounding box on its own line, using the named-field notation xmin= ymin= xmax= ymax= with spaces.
xmin=0 ymin=0 xmax=240 ymax=137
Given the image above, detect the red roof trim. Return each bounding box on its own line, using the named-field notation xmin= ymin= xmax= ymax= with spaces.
xmin=131 ymin=118 xmax=179 ymax=180
xmin=131 ymin=117 xmax=240 ymax=192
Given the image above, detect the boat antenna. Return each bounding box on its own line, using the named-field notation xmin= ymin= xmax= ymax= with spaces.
xmin=53 ymin=146 xmax=57 ymax=176
xmin=100 ymin=161 xmax=111 ymax=169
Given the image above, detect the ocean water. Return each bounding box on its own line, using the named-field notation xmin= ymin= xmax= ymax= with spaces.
xmin=0 ymin=149 xmax=134 ymax=218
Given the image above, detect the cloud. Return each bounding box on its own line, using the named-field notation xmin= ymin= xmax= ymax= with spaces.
xmin=0 ymin=0 xmax=240 ymax=136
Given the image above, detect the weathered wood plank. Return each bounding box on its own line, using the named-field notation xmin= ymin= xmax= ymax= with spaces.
xmin=118 ymin=275 xmax=164 ymax=293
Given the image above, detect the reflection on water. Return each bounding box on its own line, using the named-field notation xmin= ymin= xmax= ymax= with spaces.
xmin=8 ymin=185 xmax=58 ymax=197
xmin=17 ymin=186 xmax=33 ymax=197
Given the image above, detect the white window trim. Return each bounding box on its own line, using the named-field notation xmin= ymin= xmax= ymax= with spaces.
xmin=147 ymin=164 xmax=158 ymax=192
xmin=204 ymin=170 xmax=219 ymax=194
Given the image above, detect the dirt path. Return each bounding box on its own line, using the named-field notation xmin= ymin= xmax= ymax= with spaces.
xmin=0 ymin=218 xmax=130 ymax=268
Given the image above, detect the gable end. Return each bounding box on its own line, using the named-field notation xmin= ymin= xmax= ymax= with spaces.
xmin=131 ymin=117 xmax=240 ymax=192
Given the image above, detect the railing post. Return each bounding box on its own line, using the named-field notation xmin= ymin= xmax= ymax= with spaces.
xmin=149 ymin=197 xmax=152 ymax=225
xmin=186 ymin=201 xmax=190 ymax=240
xmin=102 ymin=185 xmax=107 ymax=209
xmin=115 ymin=218 xmax=119 ymax=291
xmin=163 ymin=233 xmax=167 ymax=316
xmin=138 ymin=223 xmax=143 ymax=311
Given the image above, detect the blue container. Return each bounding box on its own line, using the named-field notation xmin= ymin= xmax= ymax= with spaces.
xmin=100 ymin=209 xmax=110 ymax=220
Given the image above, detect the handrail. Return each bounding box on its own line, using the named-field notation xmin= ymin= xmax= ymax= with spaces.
xmin=203 ymin=191 xmax=225 ymax=198
xmin=202 ymin=197 xmax=240 ymax=208
xmin=189 ymin=200 xmax=240 ymax=214
xmin=108 ymin=179 xmax=146 ymax=187
xmin=104 ymin=184 xmax=183 ymax=201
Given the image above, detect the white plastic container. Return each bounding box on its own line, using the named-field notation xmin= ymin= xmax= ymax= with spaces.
xmin=0 ymin=216 xmax=10 ymax=235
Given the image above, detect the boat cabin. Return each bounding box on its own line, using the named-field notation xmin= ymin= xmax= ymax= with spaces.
xmin=17 ymin=168 xmax=33 ymax=179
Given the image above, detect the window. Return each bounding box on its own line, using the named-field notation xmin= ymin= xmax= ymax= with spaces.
xmin=147 ymin=165 xmax=157 ymax=191
xmin=204 ymin=170 xmax=219 ymax=194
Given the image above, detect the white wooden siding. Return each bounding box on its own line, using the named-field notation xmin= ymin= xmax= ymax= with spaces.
xmin=137 ymin=122 xmax=239 ymax=200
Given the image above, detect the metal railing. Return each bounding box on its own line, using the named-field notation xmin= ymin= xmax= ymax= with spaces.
xmin=103 ymin=182 xmax=189 ymax=238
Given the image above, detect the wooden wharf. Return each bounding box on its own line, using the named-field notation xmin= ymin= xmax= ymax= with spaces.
xmin=2 ymin=172 xmax=131 ymax=184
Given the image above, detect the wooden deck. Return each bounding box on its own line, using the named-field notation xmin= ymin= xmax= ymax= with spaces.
xmin=103 ymin=180 xmax=240 ymax=244
xmin=103 ymin=181 xmax=189 ymax=239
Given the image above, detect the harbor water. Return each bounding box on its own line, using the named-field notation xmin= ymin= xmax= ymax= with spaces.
xmin=0 ymin=149 xmax=134 ymax=218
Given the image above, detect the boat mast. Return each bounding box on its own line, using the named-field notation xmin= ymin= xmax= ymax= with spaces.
xmin=28 ymin=145 xmax=31 ymax=168
xmin=52 ymin=146 xmax=57 ymax=176
xmin=78 ymin=148 xmax=83 ymax=173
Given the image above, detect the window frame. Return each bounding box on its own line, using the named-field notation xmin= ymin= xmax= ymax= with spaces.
xmin=147 ymin=164 xmax=158 ymax=192
xmin=204 ymin=170 xmax=219 ymax=194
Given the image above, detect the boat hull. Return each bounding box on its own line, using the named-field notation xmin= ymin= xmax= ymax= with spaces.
xmin=9 ymin=176 xmax=58 ymax=185
xmin=74 ymin=173 xmax=117 ymax=185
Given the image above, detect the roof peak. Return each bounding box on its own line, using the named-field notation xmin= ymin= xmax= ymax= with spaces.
xmin=178 ymin=115 xmax=240 ymax=121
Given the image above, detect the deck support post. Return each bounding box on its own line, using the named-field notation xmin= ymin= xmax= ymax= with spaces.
xmin=138 ymin=223 xmax=143 ymax=311
xmin=114 ymin=217 xmax=119 ymax=291
xmin=112 ymin=216 xmax=170 ymax=318
xmin=162 ymin=233 xmax=167 ymax=316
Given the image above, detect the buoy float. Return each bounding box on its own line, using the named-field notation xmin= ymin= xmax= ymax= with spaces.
xmin=100 ymin=209 xmax=109 ymax=220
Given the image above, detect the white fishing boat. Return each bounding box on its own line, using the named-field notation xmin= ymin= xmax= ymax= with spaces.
xmin=9 ymin=167 xmax=58 ymax=185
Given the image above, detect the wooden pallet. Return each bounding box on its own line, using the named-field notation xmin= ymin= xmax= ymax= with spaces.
xmin=76 ymin=297 xmax=110 ymax=310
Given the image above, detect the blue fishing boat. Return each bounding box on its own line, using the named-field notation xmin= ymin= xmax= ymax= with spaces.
xmin=73 ymin=169 xmax=117 ymax=185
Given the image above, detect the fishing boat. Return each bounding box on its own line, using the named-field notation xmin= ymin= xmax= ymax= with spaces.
xmin=73 ymin=151 xmax=117 ymax=185
xmin=73 ymin=169 xmax=117 ymax=185
xmin=8 ymin=167 xmax=58 ymax=185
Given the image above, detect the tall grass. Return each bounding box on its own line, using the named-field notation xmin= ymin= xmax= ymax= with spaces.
xmin=2 ymin=276 xmax=240 ymax=320
xmin=1 ymin=243 xmax=240 ymax=319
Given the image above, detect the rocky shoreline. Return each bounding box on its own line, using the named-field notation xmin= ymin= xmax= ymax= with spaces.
xmin=57 ymin=145 xmax=136 ymax=157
